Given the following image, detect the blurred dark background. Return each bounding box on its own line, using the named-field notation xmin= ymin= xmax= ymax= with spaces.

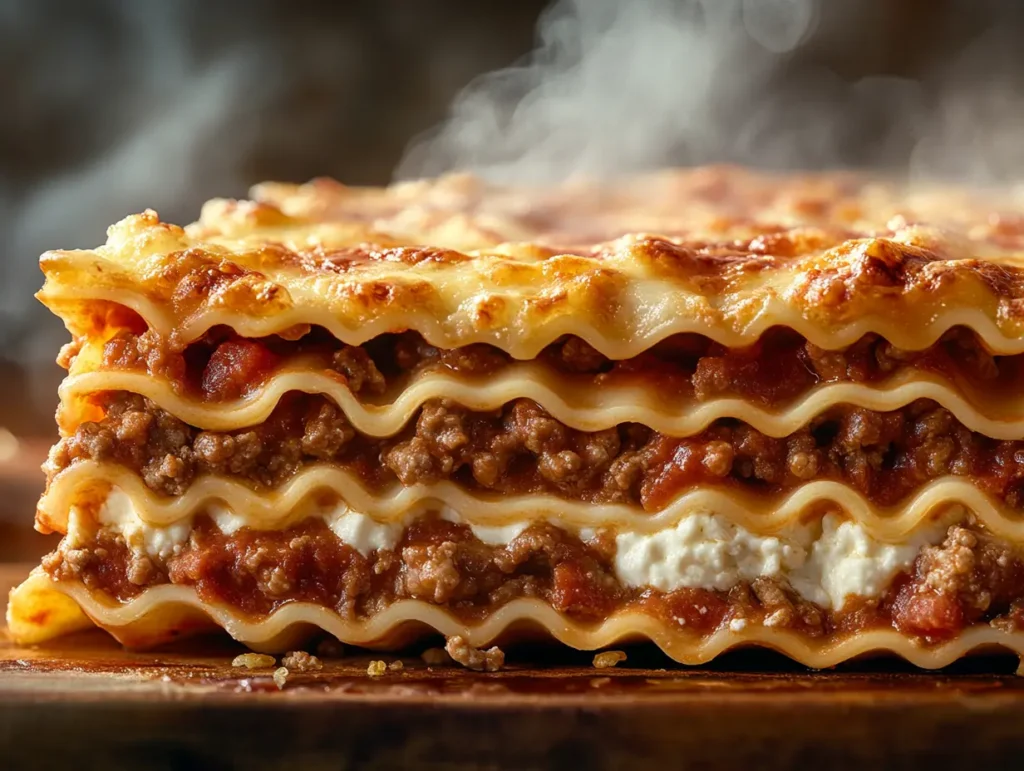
xmin=1 ymin=0 xmax=1023 ymax=560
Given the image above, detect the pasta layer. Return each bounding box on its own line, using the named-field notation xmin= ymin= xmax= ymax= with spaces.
xmin=45 ymin=392 xmax=1024 ymax=514
xmin=58 ymin=366 xmax=1024 ymax=439
xmin=9 ymin=573 xmax=1024 ymax=667
xmin=39 ymin=462 xmax=1024 ymax=544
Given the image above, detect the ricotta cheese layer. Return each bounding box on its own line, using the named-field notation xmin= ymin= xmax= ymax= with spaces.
xmin=83 ymin=489 xmax=949 ymax=611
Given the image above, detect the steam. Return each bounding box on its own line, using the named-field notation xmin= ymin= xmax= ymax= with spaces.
xmin=397 ymin=0 xmax=1024 ymax=185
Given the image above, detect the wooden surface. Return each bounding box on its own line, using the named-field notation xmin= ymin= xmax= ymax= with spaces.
xmin=2 ymin=565 xmax=1024 ymax=770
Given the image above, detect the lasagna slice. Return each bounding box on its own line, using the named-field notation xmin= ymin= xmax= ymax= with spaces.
xmin=10 ymin=167 xmax=1024 ymax=667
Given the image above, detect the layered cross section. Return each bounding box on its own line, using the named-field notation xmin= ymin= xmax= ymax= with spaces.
xmin=11 ymin=167 xmax=1024 ymax=666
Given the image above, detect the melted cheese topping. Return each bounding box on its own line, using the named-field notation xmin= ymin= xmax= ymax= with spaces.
xmin=37 ymin=168 xmax=1024 ymax=358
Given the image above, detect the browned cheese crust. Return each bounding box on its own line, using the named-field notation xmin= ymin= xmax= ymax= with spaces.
xmin=38 ymin=168 xmax=1024 ymax=357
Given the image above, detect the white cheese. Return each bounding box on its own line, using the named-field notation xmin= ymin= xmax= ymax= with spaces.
xmin=438 ymin=505 xmax=530 ymax=546
xmin=96 ymin=489 xmax=192 ymax=561
xmin=728 ymin=617 xmax=748 ymax=632
xmin=615 ymin=511 xmax=949 ymax=611
xmin=469 ymin=521 xmax=529 ymax=546
xmin=324 ymin=506 xmax=404 ymax=557
xmin=614 ymin=513 xmax=811 ymax=594
xmin=788 ymin=513 xmax=946 ymax=610
xmin=207 ymin=502 xmax=248 ymax=535
xmin=90 ymin=491 xmax=405 ymax=559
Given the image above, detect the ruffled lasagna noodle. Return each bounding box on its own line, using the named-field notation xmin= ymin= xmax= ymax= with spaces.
xmin=11 ymin=166 xmax=1024 ymax=667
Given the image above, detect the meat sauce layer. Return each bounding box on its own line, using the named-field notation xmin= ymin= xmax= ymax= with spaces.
xmin=42 ymin=516 xmax=1024 ymax=645
xmin=49 ymin=391 xmax=1024 ymax=509
xmin=74 ymin=315 xmax=1017 ymax=407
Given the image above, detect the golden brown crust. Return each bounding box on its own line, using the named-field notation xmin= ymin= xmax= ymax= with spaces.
xmin=37 ymin=167 xmax=1024 ymax=357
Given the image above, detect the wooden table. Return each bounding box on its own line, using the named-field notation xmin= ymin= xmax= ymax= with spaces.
xmin=2 ymin=564 xmax=1024 ymax=770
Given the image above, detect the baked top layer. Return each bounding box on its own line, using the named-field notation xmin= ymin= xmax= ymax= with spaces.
xmin=38 ymin=166 xmax=1024 ymax=357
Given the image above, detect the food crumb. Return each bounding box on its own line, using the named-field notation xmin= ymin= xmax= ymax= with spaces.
xmin=592 ymin=650 xmax=627 ymax=669
xmin=445 ymin=635 xmax=505 ymax=672
xmin=367 ymin=660 xmax=387 ymax=677
xmin=281 ymin=651 xmax=323 ymax=672
xmin=316 ymin=638 xmax=346 ymax=658
xmin=231 ymin=653 xmax=276 ymax=670
xmin=421 ymin=647 xmax=451 ymax=666
xmin=273 ymin=667 xmax=289 ymax=690
xmin=388 ymin=660 xmax=404 ymax=672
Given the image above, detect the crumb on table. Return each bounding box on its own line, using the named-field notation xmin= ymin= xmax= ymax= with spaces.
xmin=445 ymin=635 xmax=505 ymax=672
xmin=231 ymin=653 xmax=277 ymax=670
xmin=281 ymin=650 xmax=323 ymax=672
xmin=367 ymin=660 xmax=387 ymax=677
xmin=273 ymin=667 xmax=289 ymax=690
xmin=592 ymin=651 xmax=627 ymax=669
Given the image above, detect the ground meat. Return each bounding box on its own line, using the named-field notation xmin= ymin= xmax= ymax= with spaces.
xmin=392 ymin=334 xmax=509 ymax=375
xmin=93 ymin=325 xmax=1010 ymax=409
xmin=50 ymin=392 xmax=1024 ymax=509
xmin=41 ymin=533 xmax=161 ymax=601
xmin=385 ymin=436 xmax=444 ymax=486
xmin=400 ymin=541 xmax=470 ymax=604
xmin=47 ymin=393 xmax=197 ymax=496
xmin=102 ymin=328 xmax=186 ymax=384
xmin=394 ymin=518 xmax=616 ymax=616
xmin=494 ymin=523 xmax=619 ymax=618
xmin=437 ymin=344 xmax=508 ymax=374
xmin=43 ymin=516 xmax=1024 ymax=643
xmin=331 ymin=346 xmax=386 ymax=395
xmin=166 ymin=519 xmax=373 ymax=617
xmin=301 ymin=402 xmax=355 ymax=458
xmin=893 ymin=526 xmax=1024 ymax=641
xmin=445 ymin=636 xmax=505 ymax=672
xmin=552 ymin=337 xmax=609 ymax=373
xmin=748 ymin=577 xmax=825 ymax=634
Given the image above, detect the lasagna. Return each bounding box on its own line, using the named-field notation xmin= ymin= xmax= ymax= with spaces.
xmin=9 ymin=166 xmax=1024 ymax=667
